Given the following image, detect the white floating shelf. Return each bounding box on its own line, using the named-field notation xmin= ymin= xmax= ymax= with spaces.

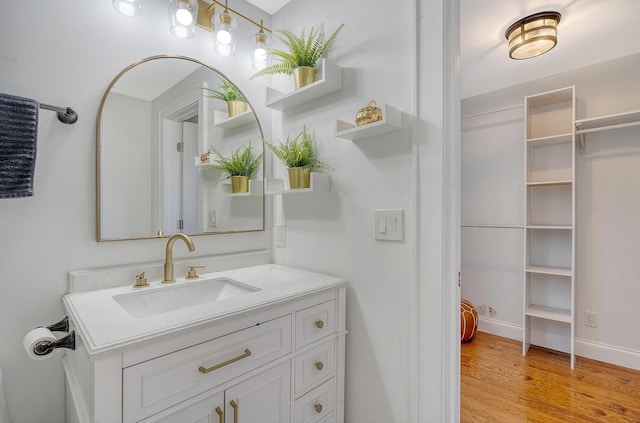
xmin=265 ymin=59 xmax=342 ymax=111
xmin=265 ymin=172 xmax=331 ymax=195
xmin=195 ymin=156 xmax=211 ymax=167
xmin=221 ymin=179 xmax=263 ymax=197
xmin=334 ymin=104 xmax=402 ymax=140
xmin=214 ymin=110 xmax=257 ymax=129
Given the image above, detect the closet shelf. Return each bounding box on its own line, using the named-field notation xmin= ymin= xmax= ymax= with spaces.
xmin=334 ymin=104 xmax=401 ymax=140
xmin=526 ymin=305 xmax=572 ymax=323
xmin=526 ymin=133 xmax=573 ymax=147
xmin=526 ymin=179 xmax=573 ymax=187
xmin=526 ymin=224 xmax=573 ymax=230
xmin=264 ymin=59 xmax=342 ymax=111
xmin=265 ymin=172 xmax=331 ymax=195
xmin=526 ymin=265 xmax=572 ymax=277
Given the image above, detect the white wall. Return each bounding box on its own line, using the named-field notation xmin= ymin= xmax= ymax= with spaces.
xmin=0 ymin=2 xmax=271 ymax=422
xmin=270 ymin=0 xmax=457 ymax=421
xmin=461 ymin=53 xmax=640 ymax=369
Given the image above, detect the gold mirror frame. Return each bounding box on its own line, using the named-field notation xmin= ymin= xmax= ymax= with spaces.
xmin=96 ymin=55 xmax=265 ymax=241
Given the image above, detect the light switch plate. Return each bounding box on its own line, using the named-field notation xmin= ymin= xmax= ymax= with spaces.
xmin=374 ymin=209 xmax=404 ymax=241
xmin=276 ymin=224 xmax=286 ymax=247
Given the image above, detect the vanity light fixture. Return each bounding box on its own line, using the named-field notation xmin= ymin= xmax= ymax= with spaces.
xmin=112 ymin=0 xmax=142 ymax=17
xmin=505 ymin=11 xmax=561 ymax=60
xmin=213 ymin=2 xmax=237 ymax=56
xmin=251 ymin=20 xmax=272 ymax=70
xmin=169 ymin=0 xmax=199 ymax=39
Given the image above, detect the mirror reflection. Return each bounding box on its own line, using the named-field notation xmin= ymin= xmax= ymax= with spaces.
xmin=97 ymin=55 xmax=264 ymax=241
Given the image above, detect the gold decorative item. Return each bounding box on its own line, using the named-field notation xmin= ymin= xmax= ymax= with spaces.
xmin=227 ymin=100 xmax=247 ymax=117
xmin=288 ymin=167 xmax=311 ymax=189
xmin=293 ymin=66 xmax=317 ymax=90
xmin=355 ymin=100 xmax=383 ymax=126
xmin=200 ymin=151 xmax=211 ymax=163
xmin=231 ymin=175 xmax=250 ymax=193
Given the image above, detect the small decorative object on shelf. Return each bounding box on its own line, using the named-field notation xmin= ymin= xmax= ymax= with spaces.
xmin=355 ymin=100 xmax=383 ymax=126
xmin=260 ymin=126 xmax=331 ymax=189
xmin=250 ymin=23 xmax=345 ymax=90
xmin=200 ymin=151 xmax=211 ymax=164
xmin=199 ymin=76 xmax=247 ymax=117
xmin=206 ymin=143 xmax=263 ymax=193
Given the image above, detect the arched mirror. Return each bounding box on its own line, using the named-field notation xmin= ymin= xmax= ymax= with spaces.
xmin=97 ymin=55 xmax=264 ymax=241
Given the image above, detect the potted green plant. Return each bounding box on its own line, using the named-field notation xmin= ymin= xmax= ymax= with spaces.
xmin=260 ymin=126 xmax=330 ymax=189
xmin=200 ymin=76 xmax=247 ymax=117
xmin=208 ymin=143 xmax=263 ymax=193
xmin=250 ymin=23 xmax=345 ymax=90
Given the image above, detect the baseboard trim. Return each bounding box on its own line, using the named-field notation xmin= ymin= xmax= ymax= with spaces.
xmin=575 ymin=338 xmax=640 ymax=371
xmin=477 ymin=317 xmax=521 ymax=341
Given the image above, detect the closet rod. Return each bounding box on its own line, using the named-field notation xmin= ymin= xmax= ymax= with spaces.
xmin=461 ymin=103 xmax=523 ymax=119
xmin=461 ymin=224 xmax=524 ymax=229
xmin=40 ymin=102 xmax=78 ymax=125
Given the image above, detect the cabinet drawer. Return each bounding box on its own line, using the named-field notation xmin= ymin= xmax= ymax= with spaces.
xmin=294 ymin=378 xmax=335 ymax=423
xmin=294 ymin=339 xmax=335 ymax=395
xmin=123 ymin=315 xmax=291 ymax=422
xmin=295 ymin=300 xmax=336 ymax=349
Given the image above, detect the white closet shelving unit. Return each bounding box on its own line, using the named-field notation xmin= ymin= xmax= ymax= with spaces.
xmin=523 ymin=86 xmax=576 ymax=368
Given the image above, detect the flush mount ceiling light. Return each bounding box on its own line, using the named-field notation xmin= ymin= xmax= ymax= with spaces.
xmin=505 ymin=11 xmax=561 ymax=60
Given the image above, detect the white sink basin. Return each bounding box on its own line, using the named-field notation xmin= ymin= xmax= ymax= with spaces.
xmin=113 ymin=278 xmax=260 ymax=318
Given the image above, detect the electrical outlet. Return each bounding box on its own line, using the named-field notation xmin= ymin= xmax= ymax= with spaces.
xmin=476 ymin=304 xmax=488 ymax=316
xmin=585 ymin=311 xmax=598 ymax=328
xmin=276 ymin=224 xmax=286 ymax=247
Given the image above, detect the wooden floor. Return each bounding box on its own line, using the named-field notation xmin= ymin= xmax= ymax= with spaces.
xmin=461 ymin=332 xmax=640 ymax=422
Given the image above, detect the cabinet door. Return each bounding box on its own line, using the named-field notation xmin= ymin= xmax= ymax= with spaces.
xmin=225 ymin=361 xmax=291 ymax=423
xmin=142 ymin=391 xmax=225 ymax=423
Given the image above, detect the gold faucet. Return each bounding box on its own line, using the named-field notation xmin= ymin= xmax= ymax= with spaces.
xmin=163 ymin=233 xmax=196 ymax=283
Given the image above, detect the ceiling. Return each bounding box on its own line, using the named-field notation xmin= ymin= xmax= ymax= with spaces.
xmin=248 ymin=0 xmax=640 ymax=99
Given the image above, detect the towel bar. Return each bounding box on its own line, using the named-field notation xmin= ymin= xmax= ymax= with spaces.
xmin=40 ymin=102 xmax=78 ymax=124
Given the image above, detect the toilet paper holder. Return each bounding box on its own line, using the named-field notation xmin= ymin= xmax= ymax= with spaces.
xmin=33 ymin=316 xmax=76 ymax=357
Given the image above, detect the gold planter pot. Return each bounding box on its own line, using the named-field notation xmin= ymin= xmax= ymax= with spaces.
xmin=227 ymin=100 xmax=247 ymax=117
xmin=231 ymin=176 xmax=249 ymax=193
xmin=293 ymin=67 xmax=317 ymax=90
xmin=288 ymin=167 xmax=311 ymax=189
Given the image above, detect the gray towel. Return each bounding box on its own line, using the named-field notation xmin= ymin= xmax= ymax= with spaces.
xmin=0 ymin=93 xmax=39 ymax=198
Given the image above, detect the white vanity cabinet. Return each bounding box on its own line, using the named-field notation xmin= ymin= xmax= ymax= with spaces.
xmin=63 ymin=264 xmax=347 ymax=423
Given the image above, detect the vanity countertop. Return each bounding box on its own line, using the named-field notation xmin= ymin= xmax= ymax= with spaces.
xmin=63 ymin=264 xmax=346 ymax=355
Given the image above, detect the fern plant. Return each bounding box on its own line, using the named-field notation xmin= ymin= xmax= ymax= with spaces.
xmin=250 ymin=23 xmax=344 ymax=79
xmin=260 ymin=126 xmax=330 ymax=170
xmin=199 ymin=76 xmax=246 ymax=102
xmin=208 ymin=143 xmax=262 ymax=179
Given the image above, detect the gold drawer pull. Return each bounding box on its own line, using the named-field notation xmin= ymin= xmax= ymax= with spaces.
xmin=314 ymin=403 xmax=323 ymax=413
xmin=199 ymin=349 xmax=252 ymax=374
xmin=315 ymin=361 xmax=324 ymax=371
xmin=315 ymin=320 xmax=325 ymax=329
xmin=230 ymin=400 xmax=239 ymax=423
xmin=215 ymin=406 xmax=223 ymax=423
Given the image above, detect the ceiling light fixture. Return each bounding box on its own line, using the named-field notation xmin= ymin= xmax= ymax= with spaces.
xmin=112 ymin=0 xmax=142 ymax=17
xmin=505 ymin=11 xmax=561 ymax=60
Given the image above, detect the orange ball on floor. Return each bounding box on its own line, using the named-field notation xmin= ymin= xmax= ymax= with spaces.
xmin=460 ymin=299 xmax=478 ymax=342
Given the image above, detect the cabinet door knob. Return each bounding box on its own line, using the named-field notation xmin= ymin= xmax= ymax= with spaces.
xmin=314 ymin=403 xmax=323 ymax=413
xmin=315 ymin=361 xmax=324 ymax=371
xmin=315 ymin=320 xmax=324 ymax=329
xmin=215 ymin=406 xmax=223 ymax=423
